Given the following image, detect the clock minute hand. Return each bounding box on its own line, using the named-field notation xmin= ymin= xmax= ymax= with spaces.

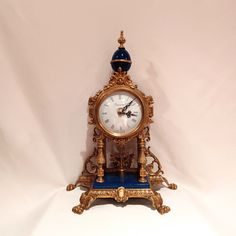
xmin=121 ymin=98 xmax=136 ymax=113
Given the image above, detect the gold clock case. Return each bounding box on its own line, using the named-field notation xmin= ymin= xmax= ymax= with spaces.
xmin=96 ymin=87 xmax=146 ymax=139
xmin=88 ymin=70 xmax=154 ymax=144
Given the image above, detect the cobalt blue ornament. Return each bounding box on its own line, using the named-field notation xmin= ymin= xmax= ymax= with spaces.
xmin=110 ymin=31 xmax=132 ymax=72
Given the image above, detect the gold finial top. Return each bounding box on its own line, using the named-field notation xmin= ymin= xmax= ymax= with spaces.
xmin=118 ymin=31 xmax=126 ymax=48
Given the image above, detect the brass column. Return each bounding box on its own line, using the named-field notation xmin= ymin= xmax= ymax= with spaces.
xmin=138 ymin=137 xmax=147 ymax=182
xmin=96 ymin=136 xmax=106 ymax=183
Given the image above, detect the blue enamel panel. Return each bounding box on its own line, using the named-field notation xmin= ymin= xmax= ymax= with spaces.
xmin=93 ymin=172 xmax=150 ymax=189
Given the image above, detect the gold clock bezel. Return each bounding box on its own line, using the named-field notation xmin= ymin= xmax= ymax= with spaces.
xmin=94 ymin=85 xmax=148 ymax=140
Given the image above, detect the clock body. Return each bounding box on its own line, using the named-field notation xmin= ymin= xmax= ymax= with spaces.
xmin=67 ymin=31 xmax=177 ymax=215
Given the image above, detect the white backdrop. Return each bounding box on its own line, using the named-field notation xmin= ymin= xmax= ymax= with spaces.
xmin=0 ymin=0 xmax=236 ymax=235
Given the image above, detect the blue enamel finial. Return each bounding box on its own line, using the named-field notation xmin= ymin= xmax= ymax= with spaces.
xmin=110 ymin=31 xmax=132 ymax=72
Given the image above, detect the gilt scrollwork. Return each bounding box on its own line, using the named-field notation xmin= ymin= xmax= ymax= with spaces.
xmin=109 ymin=70 xmax=137 ymax=88
xmin=110 ymin=145 xmax=135 ymax=171
xmin=143 ymin=126 xmax=151 ymax=142
xmin=93 ymin=127 xmax=101 ymax=142
xmin=82 ymin=148 xmax=98 ymax=175
xmin=111 ymin=137 xmax=132 ymax=146
xmin=81 ymin=127 xmax=103 ymax=175
xmin=146 ymin=95 xmax=154 ymax=122
xmin=145 ymin=146 xmax=164 ymax=176
xmin=145 ymin=147 xmax=177 ymax=190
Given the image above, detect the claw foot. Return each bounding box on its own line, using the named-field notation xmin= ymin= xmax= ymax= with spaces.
xmin=72 ymin=205 xmax=84 ymax=214
xmin=157 ymin=205 xmax=170 ymax=214
xmin=169 ymin=183 xmax=177 ymax=190
xmin=66 ymin=184 xmax=76 ymax=191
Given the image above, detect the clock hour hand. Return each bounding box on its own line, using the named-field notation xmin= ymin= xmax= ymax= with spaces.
xmin=125 ymin=111 xmax=138 ymax=118
xmin=121 ymin=98 xmax=136 ymax=113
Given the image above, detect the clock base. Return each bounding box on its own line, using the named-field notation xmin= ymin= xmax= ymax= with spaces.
xmin=67 ymin=172 xmax=176 ymax=215
xmin=67 ymin=144 xmax=177 ymax=214
xmin=71 ymin=186 xmax=170 ymax=215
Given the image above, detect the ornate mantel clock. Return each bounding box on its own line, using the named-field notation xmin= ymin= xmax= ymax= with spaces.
xmin=67 ymin=31 xmax=177 ymax=214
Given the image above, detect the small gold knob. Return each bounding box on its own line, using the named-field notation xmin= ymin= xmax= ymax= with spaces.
xmin=118 ymin=30 xmax=126 ymax=48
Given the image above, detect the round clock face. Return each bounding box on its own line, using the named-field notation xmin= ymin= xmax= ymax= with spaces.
xmin=98 ymin=90 xmax=143 ymax=136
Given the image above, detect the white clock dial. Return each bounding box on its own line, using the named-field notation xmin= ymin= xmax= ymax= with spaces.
xmin=98 ymin=91 xmax=143 ymax=136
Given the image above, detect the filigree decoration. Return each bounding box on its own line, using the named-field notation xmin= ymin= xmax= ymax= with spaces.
xmin=144 ymin=147 xmax=177 ymax=190
xmin=112 ymin=137 xmax=132 ymax=145
xmin=146 ymin=96 xmax=154 ymax=121
xmin=109 ymin=71 xmax=137 ymax=88
xmin=82 ymin=148 xmax=98 ymax=175
xmin=143 ymin=126 xmax=151 ymax=142
xmin=93 ymin=127 xmax=101 ymax=142
xmin=88 ymin=96 xmax=97 ymax=124
xmin=145 ymin=146 xmax=164 ymax=176
xmin=138 ymin=126 xmax=151 ymax=142
xmin=110 ymin=145 xmax=134 ymax=171
xmin=80 ymin=128 xmax=101 ymax=175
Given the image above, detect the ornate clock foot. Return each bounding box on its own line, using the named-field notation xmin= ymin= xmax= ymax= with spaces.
xmin=66 ymin=184 xmax=76 ymax=191
xmin=149 ymin=191 xmax=170 ymax=214
xmin=157 ymin=205 xmax=170 ymax=214
xmin=168 ymin=183 xmax=177 ymax=190
xmin=72 ymin=191 xmax=97 ymax=214
xmin=149 ymin=175 xmax=177 ymax=190
xmin=149 ymin=192 xmax=162 ymax=208
xmin=67 ymin=175 xmax=95 ymax=191
xmin=72 ymin=205 xmax=84 ymax=214
xmin=160 ymin=176 xmax=177 ymax=190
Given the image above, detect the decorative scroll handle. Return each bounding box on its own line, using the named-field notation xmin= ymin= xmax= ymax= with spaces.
xmin=83 ymin=148 xmax=98 ymax=175
xmin=145 ymin=147 xmax=177 ymax=190
xmin=145 ymin=146 xmax=164 ymax=176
